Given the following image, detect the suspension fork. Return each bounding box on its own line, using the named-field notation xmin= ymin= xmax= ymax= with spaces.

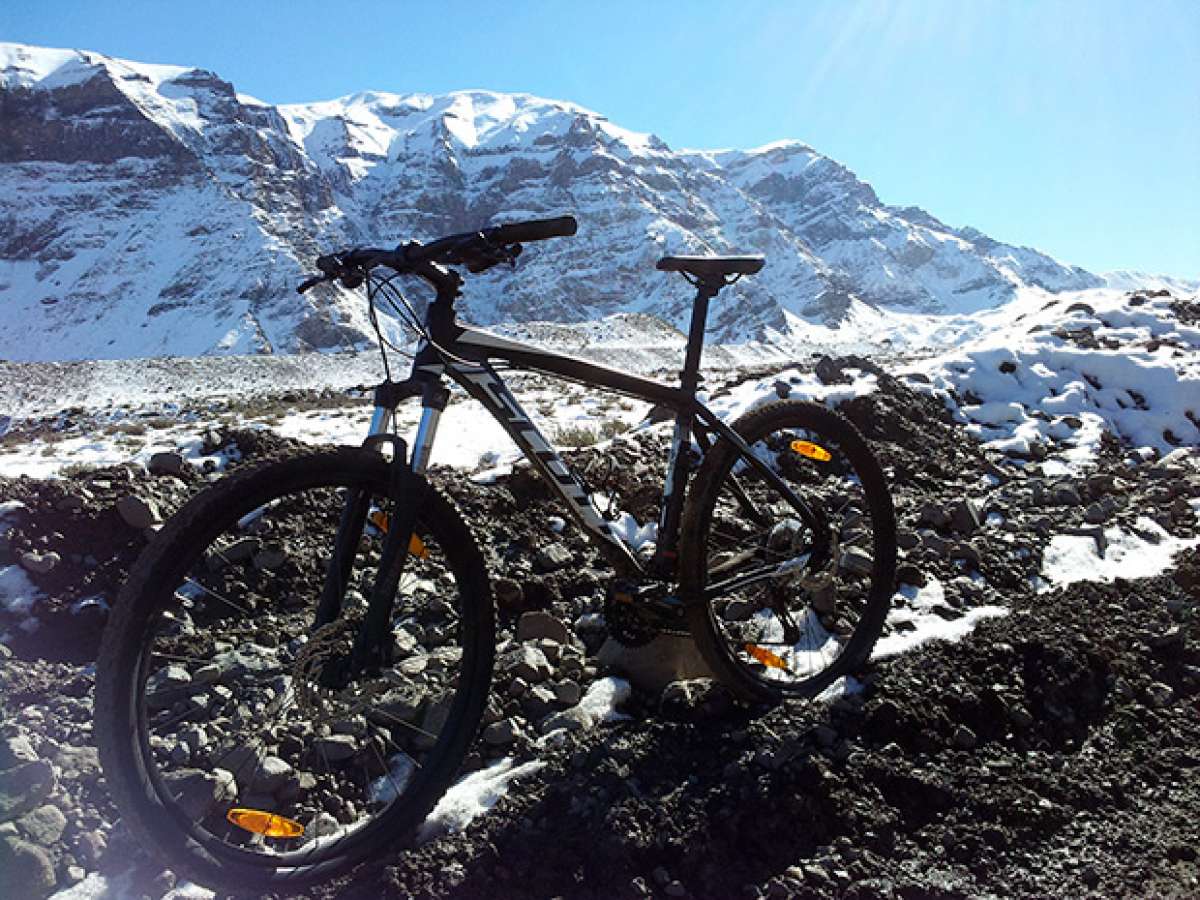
xmin=313 ymin=404 xmax=394 ymax=629
xmin=313 ymin=376 xmax=447 ymax=633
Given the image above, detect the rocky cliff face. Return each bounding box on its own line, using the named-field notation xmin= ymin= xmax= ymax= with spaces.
xmin=0 ymin=43 xmax=1102 ymax=361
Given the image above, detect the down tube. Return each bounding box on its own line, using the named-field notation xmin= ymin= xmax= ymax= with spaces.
xmin=449 ymin=363 xmax=643 ymax=576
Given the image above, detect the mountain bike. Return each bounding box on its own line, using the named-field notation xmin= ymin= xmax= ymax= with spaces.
xmin=96 ymin=215 xmax=896 ymax=889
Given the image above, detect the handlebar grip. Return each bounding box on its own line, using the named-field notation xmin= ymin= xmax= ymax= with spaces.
xmin=296 ymin=275 xmax=326 ymax=294
xmin=487 ymin=216 xmax=577 ymax=244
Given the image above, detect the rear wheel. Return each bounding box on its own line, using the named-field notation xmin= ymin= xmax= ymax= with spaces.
xmin=96 ymin=448 xmax=493 ymax=890
xmin=680 ymin=401 xmax=896 ymax=703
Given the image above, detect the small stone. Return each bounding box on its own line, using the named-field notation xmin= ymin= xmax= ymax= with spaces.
xmin=1146 ymin=682 xmax=1174 ymax=707
xmin=493 ymin=578 xmax=523 ymax=608
xmin=307 ymin=812 xmax=340 ymax=839
xmin=1052 ymin=484 xmax=1082 ymax=506
xmin=16 ymin=804 xmax=67 ymax=846
xmin=482 ymin=719 xmax=519 ymax=746
xmin=949 ymin=499 xmax=983 ymax=534
xmin=502 ymin=645 xmax=553 ymax=683
xmin=952 ymin=724 xmax=977 ymax=749
xmin=950 ymin=542 xmax=982 ymax=569
xmin=115 ymin=495 xmax=159 ymax=530
xmin=0 ymin=735 xmax=38 ymax=769
xmin=158 ymin=769 xmax=236 ymax=822
xmin=838 ymin=546 xmax=873 ymax=576
xmin=250 ymin=756 xmax=294 ymax=794
xmin=553 ymin=680 xmax=582 ymax=706
xmin=18 ymin=551 xmax=60 ymax=575
xmin=918 ymin=502 xmax=950 ymax=529
xmin=813 ymin=725 xmax=838 ymax=748
xmin=660 ymin=678 xmax=734 ymax=722
xmin=521 ymin=684 xmax=556 ymax=719
xmin=534 ymin=542 xmax=573 ymax=572
xmin=55 ymin=495 xmax=85 ymax=513
xmin=1149 ymin=626 xmax=1184 ymax=649
xmin=73 ymin=830 xmax=106 ymax=867
xmin=0 ymin=836 xmax=55 ymax=899
xmin=515 ymin=611 xmax=571 ymax=644
xmin=895 ymin=563 xmax=926 ymax=587
xmin=312 ymin=734 xmax=358 ymax=762
xmin=148 ymin=452 xmax=186 ymax=476
xmin=1007 ymin=705 xmax=1034 ymax=728
xmin=665 ymin=881 xmax=687 ymax=897
xmin=0 ymin=760 xmax=56 ymax=822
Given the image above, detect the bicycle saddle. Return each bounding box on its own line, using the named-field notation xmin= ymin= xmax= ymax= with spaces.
xmin=656 ymin=255 xmax=765 ymax=277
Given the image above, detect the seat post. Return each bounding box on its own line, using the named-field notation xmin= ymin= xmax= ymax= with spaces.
xmin=680 ymin=278 xmax=722 ymax=395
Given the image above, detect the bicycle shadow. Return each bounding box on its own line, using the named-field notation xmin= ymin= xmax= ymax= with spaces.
xmin=323 ymin=701 xmax=844 ymax=900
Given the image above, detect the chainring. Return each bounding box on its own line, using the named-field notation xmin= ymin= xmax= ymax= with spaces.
xmin=603 ymin=580 xmax=691 ymax=647
xmin=603 ymin=591 xmax=663 ymax=647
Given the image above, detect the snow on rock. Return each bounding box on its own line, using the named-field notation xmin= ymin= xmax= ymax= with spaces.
xmin=50 ymin=872 xmax=214 ymax=900
xmin=708 ymin=366 xmax=879 ymax=424
xmin=874 ymin=579 xmax=1008 ymax=659
xmin=908 ymin=287 xmax=1200 ymax=461
xmin=1040 ymin=516 xmax=1200 ymax=590
xmin=417 ymin=757 xmax=547 ymax=843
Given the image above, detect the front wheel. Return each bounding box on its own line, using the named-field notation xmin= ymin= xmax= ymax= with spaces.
xmin=96 ymin=447 xmax=494 ymax=890
xmin=680 ymin=401 xmax=896 ymax=703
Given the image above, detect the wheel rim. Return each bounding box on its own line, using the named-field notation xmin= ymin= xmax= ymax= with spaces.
xmin=700 ymin=421 xmax=885 ymax=692
xmin=133 ymin=475 xmax=478 ymax=868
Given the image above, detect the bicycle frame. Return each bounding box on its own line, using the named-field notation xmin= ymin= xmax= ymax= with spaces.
xmin=316 ymin=261 xmax=825 ymax=666
xmin=367 ymin=309 xmax=824 ymax=582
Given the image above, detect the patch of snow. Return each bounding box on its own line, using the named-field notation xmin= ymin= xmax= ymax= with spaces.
xmin=572 ymin=675 xmax=633 ymax=727
xmin=417 ymin=757 xmax=547 ymax=843
xmin=874 ymin=578 xmax=1007 ymax=659
xmin=1039 ymin=517 xmax=1199 ymax=590
xmin=51 ymin=873 xmax=214 ymax=900
xmin=816 ymin=675 xmax=864 ymax=702
xmin=0 ymin=564 xmax=42 ymax=617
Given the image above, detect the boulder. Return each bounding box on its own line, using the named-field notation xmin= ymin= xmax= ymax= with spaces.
xmin=597 ymin=634 xmax=717 ymax=693
xmin=515 ymin=611 xmax=571 ymax=645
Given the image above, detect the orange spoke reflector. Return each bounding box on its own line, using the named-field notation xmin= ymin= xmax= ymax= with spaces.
xmin=744 ymin=643 xmax=788 ymax=669
xmin=790 ymin=440 xmax=831 ymax=462
xmin=226 ymin=808 xmax=304 ymax=839
xmin=367 ymin=512 xmax=429 ymax=559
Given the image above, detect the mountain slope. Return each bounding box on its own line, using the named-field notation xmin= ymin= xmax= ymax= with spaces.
xmin=1 ymin=42 xmax=1103 ymax=361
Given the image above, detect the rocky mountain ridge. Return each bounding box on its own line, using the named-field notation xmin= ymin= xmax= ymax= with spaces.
xmin=1 ymin=42 xmax=1106 ymax=361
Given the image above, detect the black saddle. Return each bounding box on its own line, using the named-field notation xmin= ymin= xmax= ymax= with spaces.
xmin=656 ymin=255 xmax=765 ymax=278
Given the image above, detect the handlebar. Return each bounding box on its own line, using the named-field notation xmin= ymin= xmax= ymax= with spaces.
xmin=486 ymin=215 xmax=577 ymax=244
xmin=297 ymin=215 xmax=577 ymax=293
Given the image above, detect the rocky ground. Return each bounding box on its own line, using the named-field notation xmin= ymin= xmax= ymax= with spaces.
xmin=0 ymin=358 xmax=1198 ymax=899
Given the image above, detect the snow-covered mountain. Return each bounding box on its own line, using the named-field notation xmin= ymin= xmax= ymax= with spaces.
xmin=1 ymin=42 xmax=1107 ymax=361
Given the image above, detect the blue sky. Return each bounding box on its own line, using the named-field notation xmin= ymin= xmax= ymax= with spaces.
xmin=4 ymin=0 xmax=1198 ymax=277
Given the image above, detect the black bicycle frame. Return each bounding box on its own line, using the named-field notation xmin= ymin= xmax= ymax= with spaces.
xmin=392 ymin=276 xmax=821 ymax=577
xmin=317 ymin=267 xmax=824 ymax=661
